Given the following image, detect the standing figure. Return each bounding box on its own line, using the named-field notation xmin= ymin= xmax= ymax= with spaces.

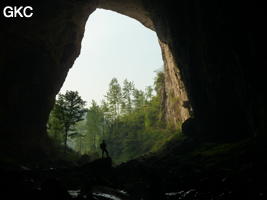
xmin=100 ymin=140 xmax=109 ymax=158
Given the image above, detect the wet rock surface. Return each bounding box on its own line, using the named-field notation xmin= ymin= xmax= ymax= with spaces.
xmin=1 ymin=138 xmax=266 ymax=200
xmin=0 ymin=161 xmax=266 ymax=200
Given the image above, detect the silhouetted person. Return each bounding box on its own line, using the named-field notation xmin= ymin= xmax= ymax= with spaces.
xmin=100 ymin=140 xmax=109 ymax=158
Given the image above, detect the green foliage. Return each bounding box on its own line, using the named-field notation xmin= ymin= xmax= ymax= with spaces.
xmin=105 ymin=78 xmax=122 ymax=119
xmin=48 ymin=90 xmax=87 ymax=154
xmin=84 ymin=100 xmax=104 ymax=152
xmin=47 ymin=71 xmax=182 ymax=164
xmin=154 ymin=70 xmax=165 ymax=96
xmin=121 ymin=79 xmax=134 ymax=115
xmin=47 ymin=109 xmax=64 ymax=144
xmin=83 ymin=71 xmax=181 ymax=164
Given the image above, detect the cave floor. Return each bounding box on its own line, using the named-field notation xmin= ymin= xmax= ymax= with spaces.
xmin=1 ymin=136 xmax=267 ymax=200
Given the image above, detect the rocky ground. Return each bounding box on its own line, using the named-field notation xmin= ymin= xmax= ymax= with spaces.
xmin=1 ymin=136 xmax=267 ymax=200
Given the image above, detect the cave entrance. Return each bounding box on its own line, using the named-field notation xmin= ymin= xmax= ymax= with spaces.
xmin=0 ymin=0 xmax=190 ymax=164
xmin=48 ymin=9 xmax=168 ymax=164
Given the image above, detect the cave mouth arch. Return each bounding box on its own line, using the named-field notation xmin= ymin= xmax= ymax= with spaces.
xmin=55 ymin=8 xmax=164 ymax=158
xmin=71 ymin=1 xmax=191 ymax=126
xmin=0 ymin=0 xmax=192 ymax=162
xmin=56 ymin=2 xmax=191 ymax=139
xmin=52 ymin=8 xmax=191 ymax=162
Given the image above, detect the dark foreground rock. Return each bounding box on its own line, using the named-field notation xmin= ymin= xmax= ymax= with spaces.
xmin=1 ymin=138 xmax=267 ymax=200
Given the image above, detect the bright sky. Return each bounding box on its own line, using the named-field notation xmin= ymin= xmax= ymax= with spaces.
xmin=60 ymin=9 xmax=163 ymax=106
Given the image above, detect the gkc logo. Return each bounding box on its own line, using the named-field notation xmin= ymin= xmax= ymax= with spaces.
xmin=3 ymin=6 xmax=33 ymax=18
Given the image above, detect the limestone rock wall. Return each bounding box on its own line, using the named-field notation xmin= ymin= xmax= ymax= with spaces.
xmin=146 ymin=0 xmax=266 ymax=138
xmin=160 ymin=41 xmax=191 ymax=128
xmin=97 ymin=0 xmax=154 ymax=29
xmin=0 ymin=0 xmax=98 ymax=159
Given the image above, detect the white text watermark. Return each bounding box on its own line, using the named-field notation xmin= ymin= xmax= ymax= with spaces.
xmin=3 ymin=6 xmax=33 ymax=18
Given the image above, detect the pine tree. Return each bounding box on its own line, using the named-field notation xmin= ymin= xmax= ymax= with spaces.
xmin=53 ymin=90 xmax=87 ymax=154
xmin=105 ymin=78 xmax=122 ymax=120
xmin=121 ymin=79 xmax=134 ymax=115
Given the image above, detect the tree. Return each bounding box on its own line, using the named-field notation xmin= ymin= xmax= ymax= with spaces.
xmin=53 ymin=90 xmax=87 ymax=154
xmin=85 ymin=100 xmax=104 ymax=152
xmin=154 ymin=70 xmax=165 ymax=97
xmin=105 ymin=78 xmax=122 ymax=120
xmin=64 ymin=72 xmax=177 ymax=164
xmin=47 ymin=109 xmax=64 ymax=145
xmin=74 ymin=120 xmax=87 ymax=154
xmin=145 ymin=86 xmax=153 ymax=102
xmin=121 ymin=79 xmax=134 ymax=115
xmin=133 ymin=89 xmax=145 ymax=109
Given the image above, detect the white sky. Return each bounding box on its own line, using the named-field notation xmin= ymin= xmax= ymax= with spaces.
xmin=60 ymin=9 xmax=163 ymax=106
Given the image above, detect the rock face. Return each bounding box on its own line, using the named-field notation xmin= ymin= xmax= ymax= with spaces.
xmin=0 ymin=0 xmax=98 ymax=160
xmin=146 ymin=1 xmax=267 ymax=138
xmin=160 ymin=41 xmax=191 ymax=128
xmin=0 ymin=0 xmax=266 ymax=161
